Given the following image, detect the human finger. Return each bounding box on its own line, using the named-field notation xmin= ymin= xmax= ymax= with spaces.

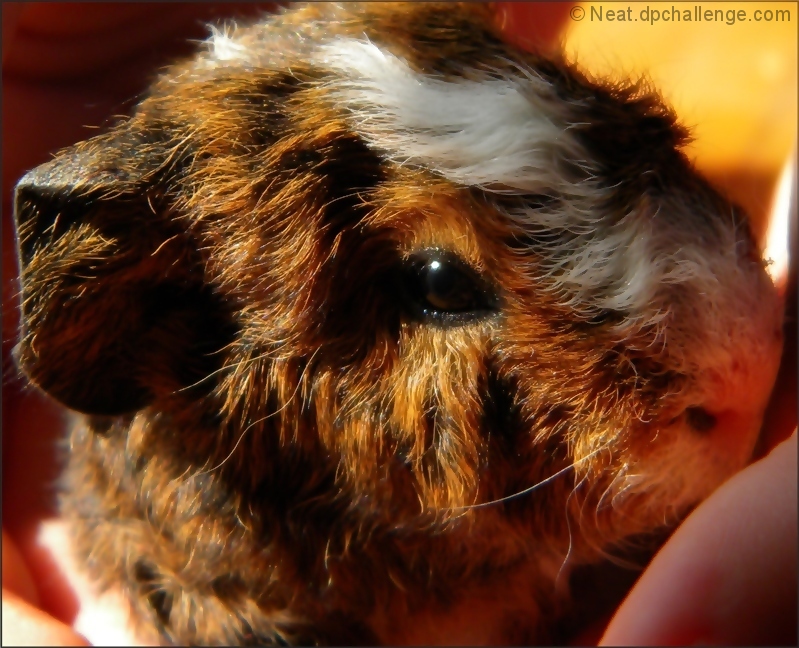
xmin=600 ymin=432 xmax=798 ymax=646
xmin=2 ymin=591 xmax=90 ymax=647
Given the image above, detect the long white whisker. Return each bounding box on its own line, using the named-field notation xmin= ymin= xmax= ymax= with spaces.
xmin=172 ymin=347 xmax=276 ymax=395
xmin=555 ymin=471 xmax=590 ymax=590
xmin=448 ymin=443 xmax=609 ymax=512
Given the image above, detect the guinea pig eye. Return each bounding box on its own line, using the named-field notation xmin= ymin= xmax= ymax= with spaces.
xmin=399 ymin=250 xmax=498 ymax=325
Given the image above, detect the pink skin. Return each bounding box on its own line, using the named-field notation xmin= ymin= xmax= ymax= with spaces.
xmin=3 ymin=3 xmax=796 ymax=645
xmin=600 ymin=433 xmax=797 ymax=646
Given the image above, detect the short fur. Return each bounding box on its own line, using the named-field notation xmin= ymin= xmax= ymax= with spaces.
xmin=13 ymin=3 xmax=783 ymax=645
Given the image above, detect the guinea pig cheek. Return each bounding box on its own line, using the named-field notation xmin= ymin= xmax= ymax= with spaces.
xmin=385 ymin=323 xmax=494 ymax=511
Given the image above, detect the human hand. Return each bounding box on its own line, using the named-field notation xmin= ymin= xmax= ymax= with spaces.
xmin=600 ymin=431 xmax=797 ymax=646
xmin=2 ymin=530 xmax=88 ymax=646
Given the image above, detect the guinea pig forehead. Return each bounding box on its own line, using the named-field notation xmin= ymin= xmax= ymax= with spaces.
xmin=313 ymin=37 xmax=594 ymax=195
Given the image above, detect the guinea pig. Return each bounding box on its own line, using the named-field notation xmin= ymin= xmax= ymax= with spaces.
xmin=12 ymin=2 xmax=785 ymax=645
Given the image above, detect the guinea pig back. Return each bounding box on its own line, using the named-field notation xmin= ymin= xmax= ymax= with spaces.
xmin=12 ymin=2 xmax=784 ymax=645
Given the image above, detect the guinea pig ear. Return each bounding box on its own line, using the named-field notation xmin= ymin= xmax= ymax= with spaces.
xmin=14 ymin=133 xmax=233 ymax=416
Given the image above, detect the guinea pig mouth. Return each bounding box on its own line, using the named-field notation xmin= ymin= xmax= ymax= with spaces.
xmin=680 ymin=402 xmax=769 ymax=467
xmin=685 ymin=406 xmax=717 ymax=433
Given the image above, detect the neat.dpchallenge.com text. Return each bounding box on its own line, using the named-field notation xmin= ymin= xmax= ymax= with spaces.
xmin=571 ymin=5 xmax=791 ymax=25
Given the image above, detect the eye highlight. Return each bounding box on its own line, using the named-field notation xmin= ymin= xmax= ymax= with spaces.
xmin=398 ymin=250 xmax=498 ymax=326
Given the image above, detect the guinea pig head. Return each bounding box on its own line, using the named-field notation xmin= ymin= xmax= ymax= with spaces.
xmin=14 ymin=3 xmax=784 ymax=559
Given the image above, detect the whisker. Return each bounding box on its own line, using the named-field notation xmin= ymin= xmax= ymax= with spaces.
xmin=195 ymin=347 xmax=321 ymax=476
xmin=448 ymin=442 xmax=610 ymax=512
xmin=554 ymin=471 xmax=589 ymax=590
xmin=170 ymin=336 xmax=299 ymax=395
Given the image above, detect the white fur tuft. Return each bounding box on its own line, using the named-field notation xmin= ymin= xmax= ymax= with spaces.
xmin=208 ymin=24 xmax=249 ymax=62
xmin=315 ymin=39 xmax=589 ymax=193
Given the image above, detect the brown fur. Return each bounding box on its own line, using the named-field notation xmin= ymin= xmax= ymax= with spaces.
xmin=13 ymin=3 xmax=782 ymax=645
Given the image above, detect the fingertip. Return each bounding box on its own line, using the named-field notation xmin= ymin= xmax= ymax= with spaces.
xmin=1 ymin=591 xmax=90 ymax=647
xmin=600 ymin=433 xmax=798 ymax=646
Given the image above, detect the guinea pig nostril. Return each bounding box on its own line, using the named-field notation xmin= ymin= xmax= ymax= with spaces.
xmin=686 ymin=406 xmax=718 ymax=433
